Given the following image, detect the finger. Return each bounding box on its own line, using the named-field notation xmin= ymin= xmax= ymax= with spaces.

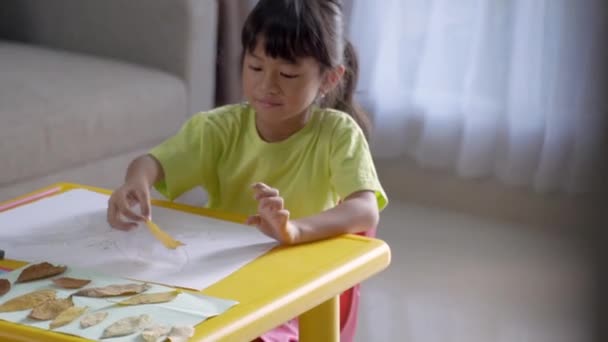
xmin=277 ymin=208 xmax=290 ymax=218
xmin=251 ymin=182 xmax=271 ymax=190
xmin=246 ymin=215 xmax=261 ymax=226
xmin=253 ymin=187 xmax=279 ymax=200
xmin=106 ymin=200 xmax=115 ymax=225
xmin=126 ymin=194 xmax=138 ymax=208
xmin=120 ymin=207 xmax=145 ymax=222
xmin=114 ymin=220 xmax=137 ymax=231
xmin=256 ymin=209 xmax=292 ymax=244
xmin=135 ymin=189 xmax=152 ymax=220
xmin=259 ymin=196 xmax=284 ymax=212
xmin=274 ymin=209 xmax=294 ymax=244
xmin=274 ymin=209 xmax=290 ymax=227
xmin=108 ymin=202 xmax=137 ymax=230
xmin=115 ymin=194 xmax=146 ymax=222
xmin=251 ymin=182 xmax=274 ymax=196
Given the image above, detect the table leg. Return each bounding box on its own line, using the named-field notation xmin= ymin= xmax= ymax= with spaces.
xmin=299 ymin=295 xmax=340 ymax=342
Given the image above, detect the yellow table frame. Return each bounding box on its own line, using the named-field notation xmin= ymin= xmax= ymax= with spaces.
xmin=0 ymin=183 xmax=391 ymax=342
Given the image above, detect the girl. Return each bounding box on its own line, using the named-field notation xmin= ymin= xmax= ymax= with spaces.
xmin=107 ymin=0 xmax=387 ymax=340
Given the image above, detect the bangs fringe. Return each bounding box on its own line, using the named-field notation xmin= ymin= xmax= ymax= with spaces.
xmin=242 ymin=0 xmax=329 ymax=65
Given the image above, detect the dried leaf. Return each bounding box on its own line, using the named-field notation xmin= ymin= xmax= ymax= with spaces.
xmin=52 ymin=277 xmax=91 ymax=289
xmin=16 ymin=262 xmax=67 ymax=283
xmin=80 ymin=311 xmax=109 ymax=329
xmin=167 ymin=326 xmax=195 ymax=342
xmin=0 ymin=289 xmax=56 ymax=312
xmin=28 ymin=297 xmax=73 ymax=320
xmin=73 ymin=283 xmax=150 ymax=298
xmin=101 ymin=314 xmax=151 ymax=339
xmin=50 ymin=306 xmax=87 ymax=329
xmin=0 ymin=279 xmax=10 ymax=296
xmin=141 ymin=324 xmax=171 ymax=342
xmin=117 ymin=291 xmax=179 ymax=306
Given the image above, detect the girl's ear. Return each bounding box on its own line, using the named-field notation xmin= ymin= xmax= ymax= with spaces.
xmin=320 ymin=65 xmax=346 ymax=96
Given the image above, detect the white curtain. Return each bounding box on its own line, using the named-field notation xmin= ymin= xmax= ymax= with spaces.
xmin=349 ymin=0 xmax=607 ymax=194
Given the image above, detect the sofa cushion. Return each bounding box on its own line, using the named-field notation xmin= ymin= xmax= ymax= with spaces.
xmin=0 ymin=41 xmax=187 ymax=185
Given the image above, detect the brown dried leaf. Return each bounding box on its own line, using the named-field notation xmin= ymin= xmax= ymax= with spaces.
xmin=117 ymin=291 xmax=179 ymax=306
xmin=0 ymin=289 xmax=56 ymax=312
xmin=101 ymin=314 xmax=151 ymax=339
xmin=72 ymin=283 xmax=150 ymax=298
xmin=167 ymin=326 xmax=195 ymax=342
xmin=28 ymin=297 xmax=73 ymax=320
xmin=141 ymin=324 xmax=170 ymax=342
xmin=52 ymin=277 xmax=91 ymax=289
xmin=80 ymin=311 xmax=109 ymax=329
xmin=0 ymin=279 xmax=10 ymax=296
xmin=16 ymin=262 xmax=67 ymax=283
xmin=50 ymin=306 xmax=87 ymax=329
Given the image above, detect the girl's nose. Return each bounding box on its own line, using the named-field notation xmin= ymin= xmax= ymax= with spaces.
xmin=260 ymin=72 xmax=280 ymax=94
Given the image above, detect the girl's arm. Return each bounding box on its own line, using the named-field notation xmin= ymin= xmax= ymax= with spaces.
xmin=248 ymin=183 xmax=379 ymax=244
xmin=292 ymin=191 xmax=378 ymax=243
xmin=125 ymin=154 xmax=165 ymax=187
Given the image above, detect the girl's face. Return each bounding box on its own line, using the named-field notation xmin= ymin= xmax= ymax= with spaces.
xmin=242 ymin=39 xmax=330 ymax=127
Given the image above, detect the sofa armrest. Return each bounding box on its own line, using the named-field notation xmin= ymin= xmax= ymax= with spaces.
xmin=0 ymin=0 xmax=218 ymax=114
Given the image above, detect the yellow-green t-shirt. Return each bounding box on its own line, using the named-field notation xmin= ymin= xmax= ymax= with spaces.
xmin=149 ymin=104 xmax=388 ymax=219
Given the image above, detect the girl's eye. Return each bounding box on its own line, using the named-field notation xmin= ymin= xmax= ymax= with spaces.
xmin=248 ymin=65 xmax=262 ymax=72
xmin=280 ymin=73 xmax=299 ymax=79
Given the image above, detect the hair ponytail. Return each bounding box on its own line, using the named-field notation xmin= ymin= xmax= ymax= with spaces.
xmin=320 ymin=40 xmax=372 ymax=139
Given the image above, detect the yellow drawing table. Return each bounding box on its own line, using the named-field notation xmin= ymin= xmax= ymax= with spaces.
xmin=0 ymin=183 xmax=391 ymax=342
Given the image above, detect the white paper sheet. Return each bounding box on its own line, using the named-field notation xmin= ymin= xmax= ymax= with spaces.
xmin=0 ymin=189 xmax=277 ymax=289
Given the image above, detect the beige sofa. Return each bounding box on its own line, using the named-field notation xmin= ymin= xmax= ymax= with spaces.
xmin=0 ymin=0 xmax=218 ymax=203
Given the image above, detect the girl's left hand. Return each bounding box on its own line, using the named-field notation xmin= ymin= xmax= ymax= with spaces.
xmin=246 ymin=183 xmax=300 ymax=245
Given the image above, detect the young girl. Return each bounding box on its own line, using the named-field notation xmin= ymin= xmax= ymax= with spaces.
xmin=107 ymin=0 xmax=387 ymax=340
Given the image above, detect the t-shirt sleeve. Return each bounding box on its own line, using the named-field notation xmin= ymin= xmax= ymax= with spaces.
xmin=149 ymin=113 xmax=220 ymax=201
xmin=330 ymin=117 xmax=388 ymax=211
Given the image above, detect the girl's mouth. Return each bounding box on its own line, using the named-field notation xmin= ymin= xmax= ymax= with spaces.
xmin=256 ymin=98 xmax=283 ymax=108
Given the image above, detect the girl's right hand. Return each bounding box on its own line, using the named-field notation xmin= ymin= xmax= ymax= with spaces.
xmin=107 ymin=180 xmax=152 ymax=230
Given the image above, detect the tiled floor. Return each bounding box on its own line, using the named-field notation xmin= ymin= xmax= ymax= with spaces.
xmin=356 ymin=200 xmax=596 ymax=342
